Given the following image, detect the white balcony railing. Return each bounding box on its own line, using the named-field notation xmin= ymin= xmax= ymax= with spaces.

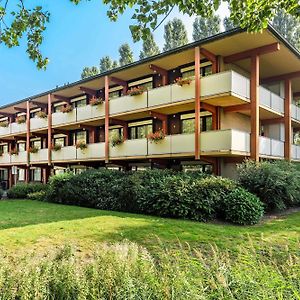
xmin=259 ymin=87 xmax=284 ymax=114
xmin=110 ymin=139 xmax=148 ymax=158
xmin=11 ymin=151 xmax=27 ymax=164
xmin=292 ymin=144 xmax=300 ymax=161
xmin=109 ymin=94 xmax=148 ymax=115
xmin=259 ymin=136 xmax=284 ymax=158
xmin=52 ymin=145 xmax=76 ymax=161
xmin=0 ymin=126 xmax=10 ymax=136
xmin=10 ymin=122 xmax=27 ymax=134
xmin=291 ymin=104 xmax=300 ymax=122
xmin=0 ymin=153 xmax=10 ymax=164
xmin=52 ymin=110 xmax=76 ymax=127
xmin=77 ymin=104 xmax=105 ymax=122
xmin=30 ymin=117 xmax=48 ymax=131
xmin=77 ymin=143 xmax=105 ymax=160
xmin=201 ymin=129 xmax=250 ymax=153
xmin=30 ymin=148 xmax=48 ymax=163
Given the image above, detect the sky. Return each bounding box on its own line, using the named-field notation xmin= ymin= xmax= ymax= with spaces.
xmin=0 ymin=1 xmax=229 ymax=106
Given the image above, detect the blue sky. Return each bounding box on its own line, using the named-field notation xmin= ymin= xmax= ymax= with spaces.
xmin=0 ymin=1 xmax=229 ymax=105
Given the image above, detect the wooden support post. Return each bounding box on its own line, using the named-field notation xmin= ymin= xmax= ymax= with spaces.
xmin=105 ymin=76 xmax=110 ymax=163
xmin=250 ymin=55 xmax=260 ymax=162
xmin=8 ymin=167 xmax=13 ymax=188
xmin=284 ymin=79 xmax=292 ymax=161
xmin=26 ymin=101 xmax=30 ymax=167
xmin=195 ymin=47 xmax=201 ymax=160
xmin=47 ymin=94 xmax=52 ymax=166
xmin=25 ymin=167 xmax=30 ymax=183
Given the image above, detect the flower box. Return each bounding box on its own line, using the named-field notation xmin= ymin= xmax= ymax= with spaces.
xmin=52 ymin=144 xmax=62 ymax=151
xmin=90 ymin=97 xmax=104 ymax=106
xmin=29 ymin=146 xmax=39 ymax=153
xmin=60 ymin=104 xmax=73 ymax=113
xmin=76 ymin=141 xmax=87 ymax=150
xmin=127 ymin=86 xmax=146 ymax=96
xmin=16 ymin=116 xmax=26 ymax=124
xmin=36 ymin=111 xmax=47 ymax=119
xmin=111 ymin=135 xmax=124 ymax=147
xmin=147 ymin=130 xmax=165 ymax=143
xmin=175 ymin=77 xmax=192 ymax=87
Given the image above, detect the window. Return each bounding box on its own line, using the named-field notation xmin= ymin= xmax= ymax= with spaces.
xmin=17 ymin=142 xmax=26 ymax=152
xmin=109 ymin=128 xmax=123 ymax=139
xmin=181 ymin=62 xmax=213 ymax=79
xmin=180 ymin=112 xmax=213 ymax=134
xmin=30 ymin=168 xmax=41 ymax=182
xmin=129 ymin=77 xmax=153 ymax=91
xmin=53 ymin=104 xmax=64 ymax=113
xmin=109 ymin=90 xmax=121 ymax=99
xmin=72 ymin=98 xmax=86 ymax=108
xmin=0 ymin=144 xmax=8 ymax=154
xmin=72 ymin=130 xmax=87 ymax=145
xmin=30 ymin=109 xmax=41 ymax=118
xmin=129 ymin=121 xmax=152 ymax=139
xmin=17 ymin=169 xmax=25 ymax=182
xmin=31 ymin=139 xmax=42 ymax=149
xmin=54 ymin=137 xmax=65 ymax=147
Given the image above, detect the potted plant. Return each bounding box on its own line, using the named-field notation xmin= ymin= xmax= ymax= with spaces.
xmin=10 ymin=148 xmax=18 ymax=155
xmin=76 ymin=140 xmax=87 ymax=150
xmin=0 ymin=121 xmax=9 ymax=128
xmin=90 ymin=97 xmax=104 ymax=106
xmin=36 ymin=111 xmax=47 ymax=119
xmin=29 ymin=146 xmax=39 ymax=153
xmin=175 ymin=77 xmax=192 ymax=87
xmin=111 ymin=135 xmax=124 ymax=147
xmin=60 ymin=104 xmax=73 ymax=113
xmin=127 ymin=86 xmax=146 ymax=96
xmin=16 ymin=115 xmax=26 ymax=124
xmin=52 ymin=144 xmax=62 ymax=151
xmin=147 ymin=130 xmax=165 ymax=143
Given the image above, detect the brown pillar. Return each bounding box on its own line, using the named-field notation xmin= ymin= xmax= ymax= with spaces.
xmin=123 ymin=124 xmax=128 ymax=141
xmin=105 ymin=76 xmax=110 ymax=163
xmin=250 ymin=55 xmax=260 ymax=161
xmin=25 ymin=167 xmax=30 ymax=183
xmin=47 ymin=94 xmax=52 ymax=166
xmin=8 ymin=167 xmax=13 ymax=188
xmin=43 ymin=167 xmax=51 ymax=184
xmin=26 ymin=101 xmax=30 ymax=166
xmin=195 ymin=47 xmax=201 ymax=160
xmin=284 ymin=79 xmax=292 ymax=161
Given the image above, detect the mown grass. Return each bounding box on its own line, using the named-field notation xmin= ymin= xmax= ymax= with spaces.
xmin=0 ymin=200 xmax=299 ymax=256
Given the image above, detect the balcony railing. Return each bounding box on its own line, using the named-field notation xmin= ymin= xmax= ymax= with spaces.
xmin=30 ymin=117 xmax=48 ymax=131
xmin=0 ymin=153 xmax=11 ymax=165
xmin=52 ymin=110 xmax=76 ymax=127
xmin=30 ymin=149 xmax=48 ymax=163
xmin=292 ymin=104 xmax=300 ymax=122
xmin=11 ymin=122 xmax=27 ymax=135
xmin=259 ymin=136 xmax=284 ymax=158
xmin=11 ymin=151 xmax=27 ymax=164
xmin=259 ymin=87 xmax=284 ymax=114
xmin=292 ymin=144 xmax=300 ymax=161
xmin=76 ymin=104 xmax=105 ymax=122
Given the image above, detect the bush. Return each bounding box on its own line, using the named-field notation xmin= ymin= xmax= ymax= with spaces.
xmin=222 ymin=187 xmax=264 ymax=225
xmin=0 ymin=189 xmax=3 ymax=199
xmin=7 ymin=183 xmax=47 ymax=199
xmin=27 ymin=191 xmax=47 ymax=201
xmin=237 ymin=160 xmax=300 ymax=212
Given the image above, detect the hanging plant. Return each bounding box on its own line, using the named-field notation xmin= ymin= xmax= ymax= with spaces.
xmin=60 ymin=104 xmax=73 ymax=113
xmin=0 ymin=121 xmax=9 ymax=128
xmin=111 ymin=135 xmax=124 ymax=147
xmin=52 ymin=144 xmax=62 ymax=151
xmin=76 ymin=140 xmax=87 ymax=150
xmin=36 ymin=111 xmax=47 ymax=119
xmin=10 ymin=149 xmax=19 ymax=155
xmin=127 ymin=86 xmax=146 ymax=96
xmin=16 ymin=115 xmax=26 ymax=124
xmin=175 ymin=77 xmax=192 ymax=87
xmin=29 ymin=146 xmax=39 ymax=153
xmin=147 ymin=130 xmax=165 ymax=144
xmin=90 ymin=97 xmax=104 ymax=106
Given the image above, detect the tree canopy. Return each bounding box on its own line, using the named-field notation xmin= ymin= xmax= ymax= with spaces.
xmin=192 ymin=15 xmax=221 ymax=41
xmin=163 ymin=18 xmax=188 ymax=51
xmin=1 ymin=0 xmax=299 ymax=69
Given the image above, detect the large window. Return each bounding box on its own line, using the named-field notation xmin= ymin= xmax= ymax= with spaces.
xmin=71 ymin=96 xmax=87 ymax=108
xmin=30 ymin=168 xmax=41 ymax=182
xmin=31 ymin=139 xmax=42 ymax=149
xmin=72 ymin=130 xmax=87 ymax=145
xmin=181 ymin=62 xmax=213 ymax=79
xmin=54 ymin=137 xmax=66 ymax=147
xmin=109 ymin=127 xmax=123 ymax=139
xmin=17 ymin=142 xmax=26 ymax=152
xmin=0 ymin=144 xmax=8 ymax=154
xmin=128 ymin=77 xmax=153 ymax=91
xmin=180 ymin=112 xmax=213 ymax=134
xmin=129 ymin=120 xmax=152 ymax=139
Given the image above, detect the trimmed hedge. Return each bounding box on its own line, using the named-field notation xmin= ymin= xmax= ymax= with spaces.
xmin=44 ymin=169 xmax=264 ymax=225
xmin=7 ymin=183 xmax=47 ymax=199
xmin=237 ymin=160 xmax=300 ymax=212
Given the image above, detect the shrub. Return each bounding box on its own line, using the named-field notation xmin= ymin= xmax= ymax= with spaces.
xmin=222 ymin=187 xmax=264 ymax=225
xmin=27 ymin=191 xmax=47 ymax=201
xmin=0 ymin=121 xmax=9 ymax=127
xmin=16 ymin=115 xmax=26 ymax=124
xmin=75 ymin=141 xmax=87 ymax=150
xmin=60 ymin=104 xmax=73 ymax=113
xmin=237 ymin=160 xmax=300 ymax=212
xmin=0 ymin=189 xmax=3 ymax=199
xmin=7 ymin=183 xmax=47 ymax=199
xmin=36 ymin=111 xmax=47 ymax=118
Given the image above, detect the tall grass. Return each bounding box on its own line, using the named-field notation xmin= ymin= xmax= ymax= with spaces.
xmin=0 ymin=241 xmax=299 ymax=299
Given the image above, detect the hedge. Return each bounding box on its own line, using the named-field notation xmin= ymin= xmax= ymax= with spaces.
xmin=43 ymin=169 xmax=264 ymax=225
xmin=7 ymin=183 xmax=47 ymax=199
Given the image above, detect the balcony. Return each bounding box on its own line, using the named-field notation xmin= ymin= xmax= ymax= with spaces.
xmin=77 ymin=104 xmax=105 ymax=122
xmin=77 ymin=143 xmax=105 ymax=160
xmin=259 ymin=136 xmax=284 ymax=158
xmin=11 ymin=151 xmax=27 ymax=164
xmin=201 ymin=129 xmax=250 ymax=154
xmin=0 ymin=153 xmax=10 ymax=165
xmin=30 ymin=149 xmax=48 ymax=163
xmin=52 ymin=110 xmax=76 ymax=127
xmin=259 ymin=87 xmax=284 ymax=114
xmin=0 ymin=126 xmax=10 ymax=137
xmin=292 ymin=144 xmax=300 ymax=161
xmin=52 ymin=145 xmax=76 ymax=162
xmin=30 ymin=117 xmax=48 ymax=131
xmin=11 ymin=122 xmax=26 ymax=135
xmin=110 ymin=139 xmax=147 ymax=158
xmin=292 ymin=104 xmax=300 ymax=122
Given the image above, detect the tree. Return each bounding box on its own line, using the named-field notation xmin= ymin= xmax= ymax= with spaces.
xmin=81 ymin=66 xmax=99 ymax=79
xmin=99 ymin=56 xmax=118 ymax=73
xmin=1 ymin=0 xmax=299 ymax=69
xmin=139 ymin=33 xmax=160 ymax=59
xmin=119 ymin=43 xmax=134 ymax=66
xmin=192 ymin=15 xmax=221 ymax=41
xmin=223 ymin=17 xmax=237 ymax=31
xmin=163 ymin=18 xmax=188 ymax=51
xmin=272 ymin=10 xmax=300 ymax=49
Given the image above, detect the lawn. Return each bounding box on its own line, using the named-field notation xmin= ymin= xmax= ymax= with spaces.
xmin=0 ymin=199 xmax=299 ymax=255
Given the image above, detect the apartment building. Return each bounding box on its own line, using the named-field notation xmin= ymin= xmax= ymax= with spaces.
xmin=0 ymin=26 xmax=299 ymax=188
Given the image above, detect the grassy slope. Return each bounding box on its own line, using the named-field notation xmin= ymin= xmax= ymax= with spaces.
xmin=0 ymin=200 xmax=299 ymax=255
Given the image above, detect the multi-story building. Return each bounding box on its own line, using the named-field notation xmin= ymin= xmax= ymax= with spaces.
xmin=0 ymin=26 xmax=299 ymax=188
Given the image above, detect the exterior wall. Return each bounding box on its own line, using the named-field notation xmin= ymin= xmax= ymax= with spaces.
xmin=220 ymin=160 xmax=239 ymax=179
xmin=220 ymin=109 xmax=251 ymax=132
xmin=264 ymin=123 xmax=285 ymax=141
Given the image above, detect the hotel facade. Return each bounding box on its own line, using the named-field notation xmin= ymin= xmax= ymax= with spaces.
xmin=0 ymin=26 xmax=300 ymax=188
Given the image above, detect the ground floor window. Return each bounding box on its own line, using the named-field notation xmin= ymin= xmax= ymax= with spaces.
xmin=17 ymin=168 xmax=25 ymax=182
xmin=30 ymin=168 xmax=42 ymax=182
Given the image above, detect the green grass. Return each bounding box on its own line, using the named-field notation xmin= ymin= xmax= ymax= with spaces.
xmin=0 ymin=200 xmax=299 ymax=255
